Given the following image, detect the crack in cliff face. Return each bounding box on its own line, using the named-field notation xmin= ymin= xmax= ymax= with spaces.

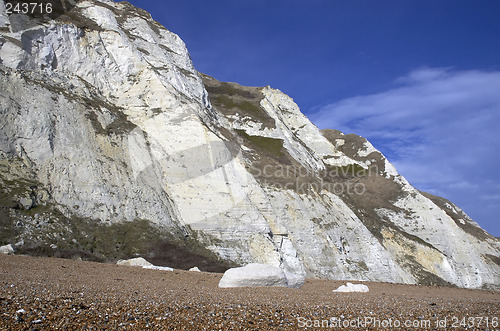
xmin=0 ymin=0 xmax=499 ymax=289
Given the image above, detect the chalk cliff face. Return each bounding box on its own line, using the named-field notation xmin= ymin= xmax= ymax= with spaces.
xmin=1 ymin=0 xmax=499 ymax=288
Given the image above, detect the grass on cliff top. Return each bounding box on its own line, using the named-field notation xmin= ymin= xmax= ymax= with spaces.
xmin=234 ymin=129 xmax=284 ymax=158
xmin=211 ymin=94 xmax=274 ymax=127
xmin=202 ymin=75 xmax=277 ymax=129
xmin=205 ymin=81 xmax=255 ymax=98
xmin=212 ymin=95 xmax=264 ymax=117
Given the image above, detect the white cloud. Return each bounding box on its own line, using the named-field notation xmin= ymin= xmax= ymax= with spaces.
xmin=310 ymin=67 xmax=500 ymax=236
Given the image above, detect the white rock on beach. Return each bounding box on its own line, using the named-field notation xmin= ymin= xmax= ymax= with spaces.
xmin=0 ymin=244 xmax=14 ymax=255
xmin=116 ymin=257 xmax=153 ymax=267
xmin=143 ymin=265 xmax=174 ymax=271
xmin=116 ymin=257 xmax=174 ymax=271
xmin=333 ymin=282 xmax=369 ymax=293
xmin=219 ymin=263 xmax=303 ymax=288
xmin=189 ymin=267 xmax=201 ymax=272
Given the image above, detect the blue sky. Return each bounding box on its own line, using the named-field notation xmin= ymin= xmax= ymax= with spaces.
xmin=126 ymin=0 xmax=500 ymax=236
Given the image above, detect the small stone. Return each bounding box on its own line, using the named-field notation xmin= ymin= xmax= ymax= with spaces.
xmin=18 ymin=197 xmax=33 ymax=210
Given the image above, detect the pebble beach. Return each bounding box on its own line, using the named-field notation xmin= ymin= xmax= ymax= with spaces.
xmin=1 ymin=254 xmax=498 ymax=330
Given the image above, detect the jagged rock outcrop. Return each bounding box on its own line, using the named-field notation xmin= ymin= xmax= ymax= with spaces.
xmin=0 ymin=0 xmax=499 ymax=289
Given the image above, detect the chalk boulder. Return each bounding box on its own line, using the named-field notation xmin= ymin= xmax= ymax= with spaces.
xmin=219 ymin=263 xmax=303 ymax=288
xmin=0 ymin=244 xmax=14 ymax=255
xmin=116 ymin=257 xmax=153 ymax=267
xmin=333 ymin=282 xmax=369 ymax=293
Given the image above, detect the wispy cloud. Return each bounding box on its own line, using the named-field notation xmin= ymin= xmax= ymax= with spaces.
xmin=309 ymin=68 xmax=500 ymax=236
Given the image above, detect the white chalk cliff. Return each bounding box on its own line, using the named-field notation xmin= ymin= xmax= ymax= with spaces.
xmin=0 ymin=0 xmax=499 ymax=289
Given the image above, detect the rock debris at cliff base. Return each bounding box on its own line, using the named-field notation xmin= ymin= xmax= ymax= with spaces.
xmin=1 ymin=255 xmax=499 ymax=330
